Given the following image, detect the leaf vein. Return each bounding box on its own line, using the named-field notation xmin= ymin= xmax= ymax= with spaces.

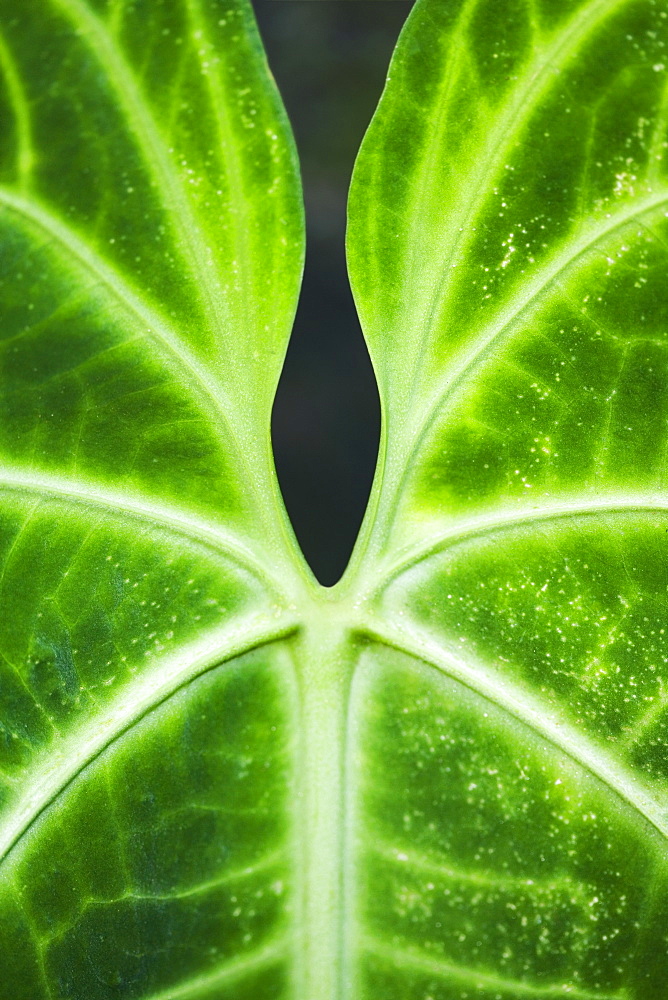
xmin=413 ymin=0 xmax=631 ymax=359
xmin=142 ymin=937 xmax=288 ymax=1000
xmin=0 ymin=187 xmax=237 ymax=443
xmin=0 ymin=465 xmax=277 ymax=591
xmin=360 ymin=620 xmax=668 ymax=843
xmin=364 ymin=937 xmax=626 ymax=1000
xmin=0 ymin=618 xmax=299 ymax=870
xmin=404 ymin=189 xmax=668 ymax=506
xmin=50 ymin=0 xmax=228 ymax=336
xmin=380 ymin=493 xmax=668 ymax=585
xmin=0 ymin=33 xmax=34 ymax=187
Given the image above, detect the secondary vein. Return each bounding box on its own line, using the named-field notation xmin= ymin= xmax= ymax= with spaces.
xmin=0 ymin=618 xmax=299 ymax=871
xmin=374 ymin=188 xmax=668 ymax=552
xmin=379 ymin=493 xmax=668 ymax=587
xmin=142 ymin=937 xmax=288 ymax=1000
xmin=422 ymin=189 xmax=668 ymax=424
xmin=365 ymin=937 xmax=626 ymax=1000
xmin=359 ymin=619 xmax=668 ymax=844
xmin=50 ymin=0 xmax=229 ymax=339
xmin=0 ymin=187 xmax=237 ymax=444
xmin=0 ymin=33 xmax=34 ymax=188
xmin=0 ymin=465 xmax=279 ymax=592
xmin=408 ymin=0 xmax=630 ymax=374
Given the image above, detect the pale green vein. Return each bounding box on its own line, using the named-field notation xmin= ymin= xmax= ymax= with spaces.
xmin=525 ymin=0 xmax=545 ymax=42
xmin=143 ymin=937 xmax=287 ymax=1000
xmin=0 ymin=499 xmax=41 ymax=595
xmin=620 ymin=682 xmax=668 ymax=750
xmin=341 ymin=626 xmax=362 ymax=1000
xmin=184 ymin=0 xmax=255 ymax=343
xmin=11 ymin=875 xmax=53 ymax=1000
xmin=0 ymin=34 xmax=34 ymax=187
xmin=383 ymin=188 xmax=668 ymax=541
xmin=369 ymin=839 xmax=590 ymax=902
xmin=0 ymin=655 xmax=61 ymax=747
xmin=364 ymin=937 xmax=626 ymax=1000
xmin=0 ymin=187 xmax=237 ymax=441
xmin=378 ymin=492 xmax=668 ymax=589
xmin=44 ymin=848 xmax=286 ymax=942
xmin=106 ymin=0 xmax=125 ymax=38
xmin=575 ymin=101 xmax=604 ymax=226
xmin=592 ymin=338 xmax=628 ymax=476
xmin=50 ymin=0 xmax=227 ymax=338
xmin=405 ymin=0 xmax=632 ymax=373
xmin=102 ymin=766 xmax=133 ymax=903
xmin=436 ymin=187 xmax=668 ymax=415
xmin=0 ymin=465 xmax=282 ymax=595
xmin=359 ymin=620 xmax=668 ymax=844
xmin=0 ymin=616 xmax=299 ymax=870
xmin=121 ymin=848 xmax=285 ymax=903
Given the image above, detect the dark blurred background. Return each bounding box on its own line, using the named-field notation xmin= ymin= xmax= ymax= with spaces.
xmin=252 ymin=1 xmax=414 ymax=585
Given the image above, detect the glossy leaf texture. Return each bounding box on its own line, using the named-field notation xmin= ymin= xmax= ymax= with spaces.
xmin=0 ymin=0 xmax=307 ymax=997
xmin=0 ymin=0 xmax=303 ymax=539
xmin=3 ymin=0 xmax=668 ymax=998
xmin=348 ymin=0 xmax=668 ymax=996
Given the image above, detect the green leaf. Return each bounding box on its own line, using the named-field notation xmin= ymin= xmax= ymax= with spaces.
xmin=0 ymin=0 xmax=304 ymax=547
xmin=0 ymin=1 xmax=307 ymax=996
xmin=2 ymin=0 xmax=668 ymax=998
xmin=347 ymin=0 xmax=668 ymax=995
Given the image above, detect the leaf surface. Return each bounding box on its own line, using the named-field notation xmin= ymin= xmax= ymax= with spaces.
xmin=0 ymin=0 xmax=303 ymax=542
xmin=0 ymin=1 xmax=306 ymax=996
xmin=2 ymin=0 xmax=668 ymax=998
xmin=347 ymin=0 xmax=668 ymax=995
